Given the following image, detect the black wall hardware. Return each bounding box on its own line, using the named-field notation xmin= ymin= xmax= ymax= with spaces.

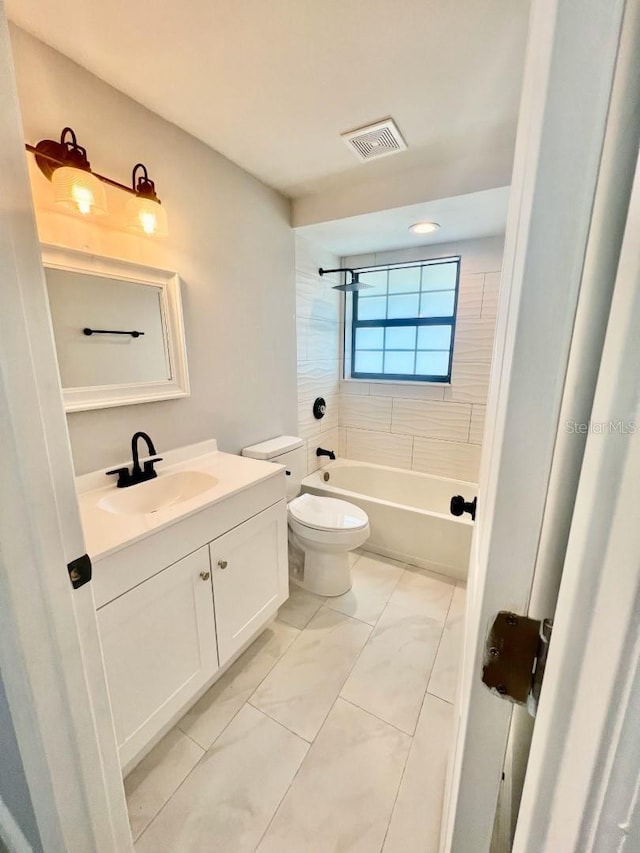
xmin=106 ymin=431 xmax=163 ymax=488
xmin=316 ymin=447 xmax=336 ymax=460
xmin=313 ymin=397 xmax=327 ymax=420
xmin=482 ymin=611 xmax=553 ymax=716
xmin=450 ymin=494 xmax=477 ymax=521
xmin=84 ymin=328 xmax=145 ymax=338
xmin=67 ymin=553 xmax=92 ymax=589
xmin=318 ymin=267 xmax=374 ymax=293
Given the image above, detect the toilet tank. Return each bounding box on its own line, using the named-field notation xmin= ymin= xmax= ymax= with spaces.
xmin=242 ymin=436 xmax=305 ymax=501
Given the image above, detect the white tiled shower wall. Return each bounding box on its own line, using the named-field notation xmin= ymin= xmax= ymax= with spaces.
xmin=295 ymin=235 xmax=503 ymax=480
xmin=339 ymin=237 xmax=504 ymax=482
xmin=295 ymin=236 xmax=342 ymax=474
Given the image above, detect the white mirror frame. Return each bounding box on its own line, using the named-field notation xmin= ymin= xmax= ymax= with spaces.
xmin=42 ymin=244 xmax=190 ymax=412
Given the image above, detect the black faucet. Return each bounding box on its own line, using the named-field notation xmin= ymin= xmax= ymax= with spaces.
xmin=316 ymin=447 xmax=336 ymax=461
xmin=106 ymin=432 xmax=163 ymax=488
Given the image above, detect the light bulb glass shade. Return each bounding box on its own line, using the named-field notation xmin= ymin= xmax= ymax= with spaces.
xmin=125 ymin=195 xmax=168 ymax=236
xmin=51 ymin=166 xmax=108 ymax=215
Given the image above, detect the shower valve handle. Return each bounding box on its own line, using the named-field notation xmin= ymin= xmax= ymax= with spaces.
xmin=450 ymin=494 xmax=477 ymax=521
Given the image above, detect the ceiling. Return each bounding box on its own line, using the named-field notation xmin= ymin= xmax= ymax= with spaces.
xmin=296 ymin=186 xmax=510 ymax=255
xmin=7 ymin=0 xmax=530 ymax=210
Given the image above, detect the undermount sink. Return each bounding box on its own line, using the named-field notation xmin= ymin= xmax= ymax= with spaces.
xmin=98 ymin=471 xmax=219 ymax=516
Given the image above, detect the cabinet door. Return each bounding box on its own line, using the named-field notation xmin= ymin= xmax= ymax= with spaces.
xmin=97 ymin=546 xmax=218 ymax=769
xmin=210 ymin=501 xmax=288 ymax=666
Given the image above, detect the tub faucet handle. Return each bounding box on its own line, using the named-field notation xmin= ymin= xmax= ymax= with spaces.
xmin=450 ymin=494 xmax=477 ymax=521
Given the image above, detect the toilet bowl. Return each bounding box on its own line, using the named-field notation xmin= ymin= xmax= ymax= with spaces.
xmin=242 ymin=436 xmax=370 ymax=596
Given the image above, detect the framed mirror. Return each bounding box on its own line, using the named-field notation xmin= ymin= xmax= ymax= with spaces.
xmin=42 ymin=245 xmax=190 ymax=411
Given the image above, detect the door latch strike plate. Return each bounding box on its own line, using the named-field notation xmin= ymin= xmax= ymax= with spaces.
xmin=482 ymin=611 xmax=552 ymax=714
xmin=67 ymin=553 xmax=92 ymax=589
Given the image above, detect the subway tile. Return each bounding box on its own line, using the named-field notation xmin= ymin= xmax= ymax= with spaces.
xmin=453 ymin=318 xmax=496 ymax=363
xmin=346 ymin=428 xmax=413 ymax=470
xmin=339 ymin=379 xmax=370 ymax=396
xmin=306 ymin=318 xmax=340 ymax=362
xmin=412 ymin=437 xmax=481 ymax=482
xmin=456 ymin=273 xmax=484 ymax=318
xmin=482 ymin=271 xmax=501 ymax=319
xmin=368 ymin=382 xmax=445 ymax=401
xmin=296 ymin=270 xmax=341 ymax=322
xmin=307 ymin=427 xmax=339 ymax=473
xmin=297 ymin=359 xmax=340 ymax=403
xmin=444 ymin=361 xmax=491 ymax=404
xmin=296 ymin=317 xmax=307 ymax=362
xmin=391 ymin=399 xmax=471 ymax=443
xmin=297 ymin=398 xmax=320 ymax=440
xmin=340 ymin=395 xmax=392 ymax=431
xmin=469 ymin=405 xmax=486 ymax=445
xmin=338 ymin=426 xmax=347 ymax=458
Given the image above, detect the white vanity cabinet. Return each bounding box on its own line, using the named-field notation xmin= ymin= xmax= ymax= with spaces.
xmin=211 ymin=502 xmax=288 ymax=665
xmin=97 ymin=546 xmax=218 ymax=768
xmin=92 ymin=476 xmax=288 ymax=772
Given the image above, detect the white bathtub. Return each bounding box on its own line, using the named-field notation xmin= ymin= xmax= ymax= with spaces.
xmin=302 ymin=459 xmax=475 ymax=580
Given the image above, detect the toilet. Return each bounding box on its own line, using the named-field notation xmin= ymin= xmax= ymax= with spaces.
xmin=242 ymin=436 xmax=369 ymax=596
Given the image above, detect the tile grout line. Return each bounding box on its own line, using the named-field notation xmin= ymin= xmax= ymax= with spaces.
xmin=138 ymin=625 xmax=302 ymax=842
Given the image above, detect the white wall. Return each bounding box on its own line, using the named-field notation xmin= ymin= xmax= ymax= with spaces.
xmin=10 ymin=25 xmax=297 ymax=474
xmin=295 ymin=236 xmax=341 ymax=474
xmin=339 ymin=236 xmax=504 ymax=482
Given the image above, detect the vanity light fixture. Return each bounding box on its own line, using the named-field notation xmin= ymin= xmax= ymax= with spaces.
xmin=126 ymin=163 xmax=168 ymax=236
xmin=409 ymin=221 xmax=440 ymax=235
xmin=31 ymin=127 xmax=108 ymax=216
xmin=26 ymin=127 xmax=168 ymax=236
xmin=318 ymin=267 xmax=374 ymax=292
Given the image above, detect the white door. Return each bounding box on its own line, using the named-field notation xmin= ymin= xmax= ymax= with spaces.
xmin=98 ymin=546 xmax=218 ymax=770
xmin=210 ymin=502 xmax=288 ymax=665
xmin=0 ymin=8 xmax=133 ymax=852
xmin=441 ymin=0 xmax=639 ymax=850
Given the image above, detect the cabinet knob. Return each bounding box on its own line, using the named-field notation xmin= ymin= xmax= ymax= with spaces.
xmin=218 ymin=560 xmax=228 ymax=570
xmin=200 ymin=571 xmax=210 ymax=581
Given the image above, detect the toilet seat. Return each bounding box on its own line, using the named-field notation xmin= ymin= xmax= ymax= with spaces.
xmin=288 ymin=493 xmax=368 ymax=532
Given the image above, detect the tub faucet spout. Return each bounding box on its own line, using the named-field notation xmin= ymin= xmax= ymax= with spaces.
xmin=316 ymin=447 xmax=336 ymax=461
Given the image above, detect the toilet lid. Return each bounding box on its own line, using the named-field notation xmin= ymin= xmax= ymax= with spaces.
xmin=288 ymin=493 xmax=368 ymax=532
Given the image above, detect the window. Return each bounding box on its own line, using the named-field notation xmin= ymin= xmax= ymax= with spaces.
xmin=349 ymin=256 xmax=460 ymax=382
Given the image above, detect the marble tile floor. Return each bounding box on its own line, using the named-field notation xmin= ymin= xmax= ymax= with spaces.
xmin=127 ymin=550 xmax=466 ymax=853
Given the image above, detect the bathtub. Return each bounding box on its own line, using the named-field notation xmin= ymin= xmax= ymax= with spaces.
xmin=301 ymin=459 xmax=475 ymax=580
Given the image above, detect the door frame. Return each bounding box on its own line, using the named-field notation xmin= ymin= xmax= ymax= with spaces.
xmin=0 ymin=9 xmax=132 ymax=852
xmin=513 ymin=120 xmax=640 ymax=853
xmin=441 ymin=0 xmax=635 ymax=849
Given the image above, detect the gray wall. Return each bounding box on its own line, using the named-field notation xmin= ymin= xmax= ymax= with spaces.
xmin=0 ymin=673 xmax=42 ymax=852
xmin=10 ymin=25 xmax=297 ymax=474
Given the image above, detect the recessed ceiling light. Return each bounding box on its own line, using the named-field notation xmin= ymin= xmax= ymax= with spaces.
xmin=409 ymin=221 xmax=440 ymax=235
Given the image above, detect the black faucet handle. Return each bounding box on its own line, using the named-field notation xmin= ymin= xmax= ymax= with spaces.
xmin=143 ymin=456 xmax=163 ymax=478
xmin=105 ymin=466 xmax=132 ymax=488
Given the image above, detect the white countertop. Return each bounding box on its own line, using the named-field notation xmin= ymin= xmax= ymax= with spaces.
xmin=77 ymin=440 xmax=283 ymax=561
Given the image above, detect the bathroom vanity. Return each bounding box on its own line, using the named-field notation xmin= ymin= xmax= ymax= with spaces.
xmin=77 ymin=440 xmax=288 ymax=773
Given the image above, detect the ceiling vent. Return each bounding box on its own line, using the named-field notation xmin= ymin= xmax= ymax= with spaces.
xmin=341 ymin=118 xmax=407 ymax=162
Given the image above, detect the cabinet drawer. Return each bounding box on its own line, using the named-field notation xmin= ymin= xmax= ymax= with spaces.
xmin=98 ymin=546 xmax=218 ymax=769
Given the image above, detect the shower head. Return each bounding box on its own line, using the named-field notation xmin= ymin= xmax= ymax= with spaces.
xmin=318 ymin=267 xmax=374 ymax=292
